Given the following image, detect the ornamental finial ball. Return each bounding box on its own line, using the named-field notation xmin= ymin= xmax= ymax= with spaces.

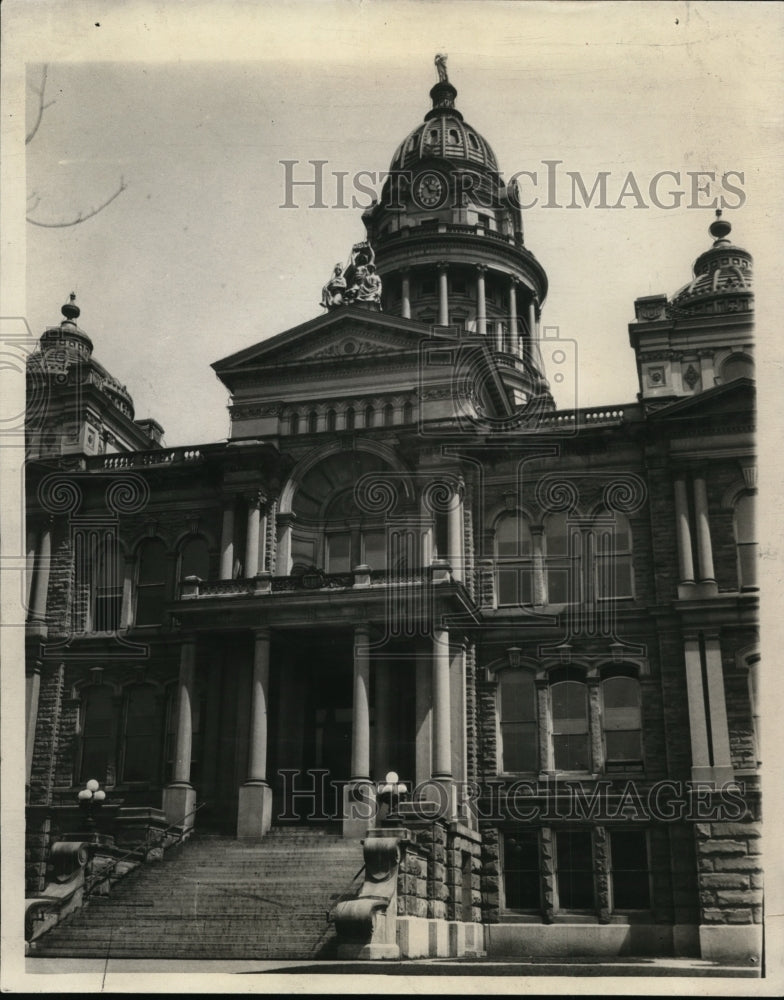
xmin=709 ymin=207 xmax=732 ymax=242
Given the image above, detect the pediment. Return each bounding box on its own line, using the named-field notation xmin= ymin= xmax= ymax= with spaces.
xmin=648 ymin=378 xmax=755 ymax=422
xmin=213 ymin=308 xmax=434 ymax=386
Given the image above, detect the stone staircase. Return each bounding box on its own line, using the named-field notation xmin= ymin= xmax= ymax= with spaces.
xmin=30 ymin=827 xmax=365 ymax=960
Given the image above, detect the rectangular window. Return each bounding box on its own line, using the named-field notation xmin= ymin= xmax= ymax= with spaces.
xmin=555 ymin=830 xmax=594 ymax=910
xmin=551 ymin=680 xmax=590 ymax=771
xmin=610 ymin=830 xmax=650 ymax=909
xmin=503 ymin=830 xmax=540 ymax=910
xmin=327 ymin=533 xmax=351 ymax=573
xmin=499 ymin=671 xmax=537 ymax=772
xmin=363 ymin=530 xmax=387 ymax=571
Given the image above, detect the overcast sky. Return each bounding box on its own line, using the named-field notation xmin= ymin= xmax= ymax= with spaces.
xmin=16 ymin=1 xmax=783 ymax=445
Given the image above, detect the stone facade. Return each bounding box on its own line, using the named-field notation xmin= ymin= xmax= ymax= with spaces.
xmin=23 ymin=61 xmax=759 ymax=964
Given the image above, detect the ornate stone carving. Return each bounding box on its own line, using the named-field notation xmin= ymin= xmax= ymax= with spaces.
xmin=683 ymin=364 xmax=700 ymax=390
xmin=320 ymin=242 xmax=382 ymax=311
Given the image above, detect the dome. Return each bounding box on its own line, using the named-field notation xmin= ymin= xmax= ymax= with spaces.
xmin=670 ymin=211 xmax=753 ymax=317
xmin=388 ymin=80 xmax=499 ymax=174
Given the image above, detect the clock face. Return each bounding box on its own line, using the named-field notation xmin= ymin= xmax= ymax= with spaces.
xmin=417 ymin=173 xmax=444 ymax=208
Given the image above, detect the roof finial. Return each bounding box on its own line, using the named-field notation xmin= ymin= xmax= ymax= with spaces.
xmin=434 ymin=53 xmax=449 ymax=83
xmin=61 ymin=291 xmax=80 ymax=323
xmin=709 ymin=207 xmax=732 ymax=243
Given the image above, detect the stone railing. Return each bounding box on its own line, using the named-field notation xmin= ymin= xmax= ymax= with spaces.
xmin=93 ymin=446 xmax=205 ymax=471
xmin=180 ymin=564 xmax=449 ymax=599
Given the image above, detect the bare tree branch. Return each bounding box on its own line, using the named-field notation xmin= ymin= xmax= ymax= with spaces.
xmin=26 ymin=65 xmax=128 ymax=228
xmin=27 ymin=178 xmax=128 ymax=228
xmin=26 ymin=65 xmax=56 ymax=146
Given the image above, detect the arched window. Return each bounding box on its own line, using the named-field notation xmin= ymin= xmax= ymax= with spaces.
xmin=79 ymin=684 xmax=116 ymax=785
xmin=364 ymin=405 xmax=375 ymax=428
xmin=345 ymin=407 xmax=355 ymax=432
xmin=721 ymin=353 xmax=754 ymax=382
xmin=383 ymin=403 xmax=394 ymax=427
xmin=544 ymin=512 xmax=573 ymax=604
xmin=602 ymin=673 xmax=642 ymax=770
xmin=594 ymin=510 xmax=634 ymax=599
xmin=180 ymin=536 xmax=210 ymax=583
xmin=403 ymin=401 xmax=414 ymax=425
xmin=307 ymin=411 xmax=318 ymax=434
xmin=551 ymin=675 xmax=589 ymax=770
xmin=290 ymin=413 xmax=300 ymax=435
xmin=326 ymin=409 xmax=337 ymax=433
xmin=135 ymin=538 xmax=168 ymax=626
xmin=121 ymin=683 xmax=163 ymax=783
xmin=93 ymin=533 xmax=124 ymax=632
xmin=495 ymin=513 xmax=533 ymax=606
xmin=734 ymin=492 xmax=757 ymax=590
xmin=499 ymin=670 xmax=537 ymax=772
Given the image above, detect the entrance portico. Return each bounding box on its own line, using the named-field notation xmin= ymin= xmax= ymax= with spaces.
xmin=166 ymin=577 xmax=474 ymax=838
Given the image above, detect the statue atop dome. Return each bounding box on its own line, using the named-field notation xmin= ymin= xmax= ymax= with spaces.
xmin=320 ymin=241 xmax=382 ymax=311
xmin=435 ymin=53 xmax=449 ymax=83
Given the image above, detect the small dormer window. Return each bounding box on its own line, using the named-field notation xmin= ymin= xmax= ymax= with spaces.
xmin=468 ymin=133 xmax=479 ymax=150
xmin=448 ymin=128 xmax=460 ymax=144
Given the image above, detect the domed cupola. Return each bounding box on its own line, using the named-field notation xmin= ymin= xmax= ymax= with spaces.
xmin=388 ymin=79 xmax=500 ymax=175
xmin=359 ymin=55 xmax=553 ymax=416
xmin=670 ymin=210 xmax=753 ymax=318
xmin=629 ymin=211 xmax=754 ymax=404
xmin=38 ymin=292 xmax=95 ymax=363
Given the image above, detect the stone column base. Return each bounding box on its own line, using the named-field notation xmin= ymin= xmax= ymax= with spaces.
xmin=699 ymin=923 xmax=762 ymax=963
xmin=337 ymin=942 xmax=400 ymax=960
xmin=237 ymin=781 xmax=273 ymax=839
xmin=162 ymin=783 xmax=196 ymax=830
xmin=342 ymin=780 xmax=376 ymax=838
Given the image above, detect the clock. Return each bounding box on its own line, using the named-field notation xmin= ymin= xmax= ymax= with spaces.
xmin=417 ymin=173 xmax=444 ymax=208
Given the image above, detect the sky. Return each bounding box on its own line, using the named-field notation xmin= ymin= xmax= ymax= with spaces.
xmin=11 ymin=0 xmax=784 ymax=447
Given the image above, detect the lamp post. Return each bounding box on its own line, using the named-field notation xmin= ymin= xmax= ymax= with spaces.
xmin=377 ymin=770 xmax=407 ymax=823
xmin=77 ymin=778 xmax=106 ymax=832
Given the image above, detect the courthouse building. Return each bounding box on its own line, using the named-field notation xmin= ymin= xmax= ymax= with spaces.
xmin=24 ymin=61 xmax=760 ymax=964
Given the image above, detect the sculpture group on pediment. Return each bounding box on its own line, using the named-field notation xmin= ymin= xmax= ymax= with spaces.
xmin=320 ymin=241 xmax=382 ymax=311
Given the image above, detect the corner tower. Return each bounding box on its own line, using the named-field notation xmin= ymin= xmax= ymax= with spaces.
xmin=629 ymin=210 xmax=754 ymax=405
xmin=363 ymin=56 xmax=553 ymax=411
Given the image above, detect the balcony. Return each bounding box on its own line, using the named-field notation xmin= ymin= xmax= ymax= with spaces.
xmin=179 ymin=564 xmax=441 ymax=600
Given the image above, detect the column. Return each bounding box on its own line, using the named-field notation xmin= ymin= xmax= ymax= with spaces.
xmin=495 ymin=320 xmax=505 ymax=354
xmin=527 ymin=299 xmax=536 ymax=363
xmin=447 ymin=484 xmax=464 ymax=583
xmin=437 ymin=262 xmax=449 ymax=326
xmin=692 ymin=473 xmax=715 ymax=584
xmin=420 ymin=492 xmax=434 ymax=568
xmin=276 ymin=513 xmax=294 ymax=576
xmin=475 ymin=264 xmax=487 ymax=336
xmin=344 ymin=624 xmax=374 ymax=837
xmin=26 ymin=527 xmax=37 ymax=613
xmin=29 ymin=520 xmax=51 ymax=624
xmin=704 ymin=634 xmax=733 ymax=780
xmin=219 ymin=500 xmax=235 ymax=579
xmin=673 ymin=477 xmax=695 ymax=585
xmin=373 ymin=659 xmax=393 ymax=780
xmin=415 ymin=644 xmax=433 ymax=786
xmin=238 ymin=628 xmax=274 ymax=838
xmin=432 ymin=628 xmax=452 ymax=779
xmin=531 ymin=525 xmax=546 ymax=606
xmin=245 ymin=494 xmax=262 ymax=577
xmin=163 ymin=639 xmax=198 ymax=828
xmin=26 ymin=662 xmax=42 ymax=786
xmin=401 ymin=269 xmax=411 ymax=320
xmin=508 ymin=277 xmax=518 ymax=355
xmin=351 ymin=625 xmax=371 ymax=779
xmin=259 ymin=503 xmax=269 ymax=574
xmin=683 ymin=636 xmax=711 ymax=780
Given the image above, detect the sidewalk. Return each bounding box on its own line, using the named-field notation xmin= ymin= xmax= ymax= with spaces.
xmin=27 ymin=955 xmax=761 ymax=978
